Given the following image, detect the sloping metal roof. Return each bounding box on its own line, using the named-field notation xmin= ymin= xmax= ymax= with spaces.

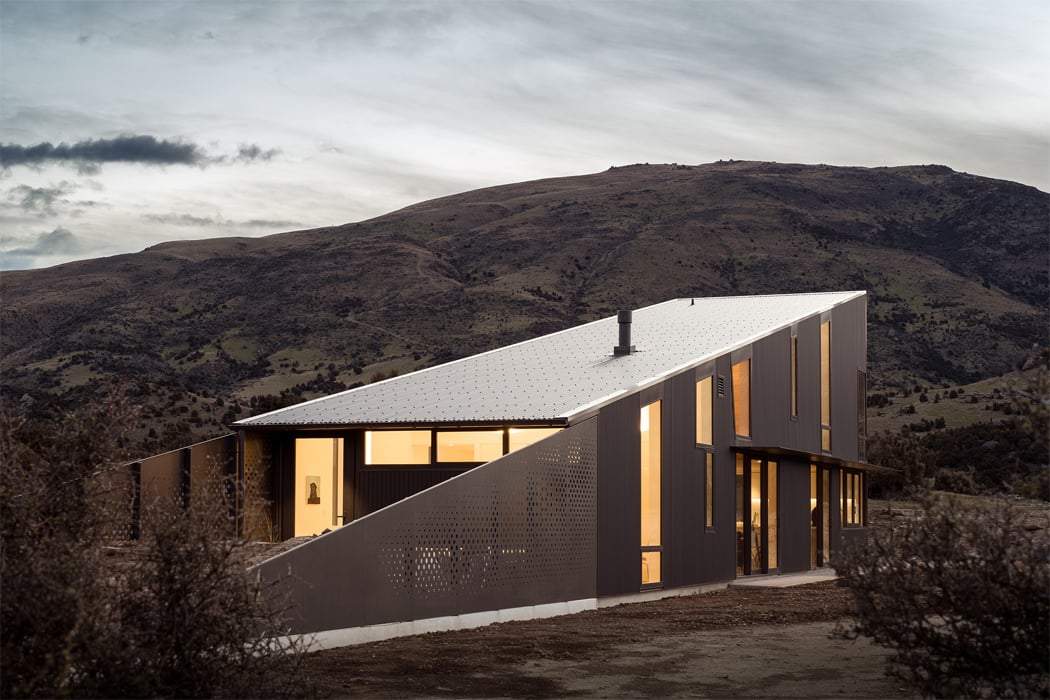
xmin=234 ymin=291 xmax=865 ymax=428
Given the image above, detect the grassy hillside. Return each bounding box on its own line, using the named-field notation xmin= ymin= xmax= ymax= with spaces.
xmin=1 ymin=161 xmax=1046 ymax=456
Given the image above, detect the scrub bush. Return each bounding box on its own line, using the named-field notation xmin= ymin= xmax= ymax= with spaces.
xmin=836 ymin=492 xmax=1050 ymax=698
xmin=1 ymin=391 xmax=306 ymax=698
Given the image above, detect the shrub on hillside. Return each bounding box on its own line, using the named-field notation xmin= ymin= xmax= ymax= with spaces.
xmin=1 ymin=392 xmax=305 ymax=698
xmin=835 ymin=493 xmax=1049 ymax=698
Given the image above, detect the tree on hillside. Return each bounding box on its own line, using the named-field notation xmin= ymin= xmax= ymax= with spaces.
xmin=835 ymin=492 xmax=1049 ymax=698
xmin=0 ymin=391 xmax=306 ymax=698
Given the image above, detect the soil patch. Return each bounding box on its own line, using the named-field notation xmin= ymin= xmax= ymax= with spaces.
xmin=289 ymin=581 xmax=916 ymax=698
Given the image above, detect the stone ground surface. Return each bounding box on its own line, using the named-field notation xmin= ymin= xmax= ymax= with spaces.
xmin=287 ymin=580 xmax=916 ymax=698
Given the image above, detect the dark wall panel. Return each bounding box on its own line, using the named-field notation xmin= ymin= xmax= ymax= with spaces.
xmin=831 ymin=297 xmax=867 ymax=462
xmin=751 ymin=328 xmax=791 ymax=449
xmin=796 ymin=315 xmax=822 ymax=454
xmin=597 ymin=392 xmax=641 ymax=596
xmin=667 ymin=371 xmax=702 ymax=588
xmin=354 ymin=468 xmax=471 ymax=518
xmin=776 ymin=458 xmax=811 ymax=573
xmin=706 ymin=354 xmax=737 ymax=583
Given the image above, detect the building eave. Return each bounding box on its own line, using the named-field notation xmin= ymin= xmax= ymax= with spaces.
xmin=732 ymin=444 xmax=896 ymax=473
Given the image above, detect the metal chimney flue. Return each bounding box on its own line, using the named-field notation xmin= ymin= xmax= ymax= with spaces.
xmin=613 ymin=309 xmax=635 ymax=356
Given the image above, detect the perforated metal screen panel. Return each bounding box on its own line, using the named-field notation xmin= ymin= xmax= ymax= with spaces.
xmin=254 ymin=417 xmax=598 ymax=635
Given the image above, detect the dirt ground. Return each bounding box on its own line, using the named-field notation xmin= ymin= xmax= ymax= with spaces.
xmin=289 ymin=580 xmax=915 ymax=698
xmin=258 ymin=495 xmax=1047 ymax=698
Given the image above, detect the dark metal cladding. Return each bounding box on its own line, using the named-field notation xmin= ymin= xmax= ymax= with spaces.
xmin=252 ymin=419 xmax=598 ymax=635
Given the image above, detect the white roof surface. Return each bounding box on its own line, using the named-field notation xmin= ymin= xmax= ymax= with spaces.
xmin=235 ymin=291 xmax=864 ymax=427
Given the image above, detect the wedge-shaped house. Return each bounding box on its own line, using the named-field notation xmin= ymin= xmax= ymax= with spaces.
xmin=237 ymin=291 xmax=877 ymax=644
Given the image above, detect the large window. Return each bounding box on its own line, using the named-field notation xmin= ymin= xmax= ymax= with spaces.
xmin=365 ymin=426 xmax=561 ymax=466
xmin=509 ymin=427 xmax=562 ymax=453
xmin=842 ymin=471 xmax=864 ymax=526
xmin=820 ymin=321 xmax=831 ymax=452
xmin=640 ymin=400 xmax=662 ymax=585
xmin=437 ymin=430 xmax=503 ymax=463
xmin=696 ymin=375 xmax=713 ymax=445
xmin=365 ymin=430 xmax=431 ymax=465
xmin=732 ymin=359 xmax=751 ymax=438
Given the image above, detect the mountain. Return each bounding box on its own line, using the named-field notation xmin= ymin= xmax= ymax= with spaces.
xmin=2 ymin=161 xmax=1047 ymax=454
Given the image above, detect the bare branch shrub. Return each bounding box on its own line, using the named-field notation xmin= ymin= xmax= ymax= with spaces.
xmin=1 ymin=391 xmax=307 ymax=698
xmin=836 ymin=492 xmax=1050 ymax=698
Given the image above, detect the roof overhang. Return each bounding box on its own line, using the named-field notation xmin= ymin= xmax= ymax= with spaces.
xmin=732 ymin=445 xmax=897 ymax=473
xmin=232 ymin=418 xmax=570 ymax=433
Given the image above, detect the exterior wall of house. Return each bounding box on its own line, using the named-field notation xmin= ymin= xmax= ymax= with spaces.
xmin=596 ymin=297 xmax=868 ymax=596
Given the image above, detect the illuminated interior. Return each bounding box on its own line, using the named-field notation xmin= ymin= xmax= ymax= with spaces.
xmin=842 ymin=471 xmax=864 ymax=525
xmin=640 ymin=400 xmax=662 ymax=585
xmin=508 ymin=427 xmax=562 ymax=453
xmin=750 ymin=459 xmax=762 ymax=570
xmin=767 ymin=461 xmax=777 ymax=570
xmin=732 ymin=359 xmax=751 ymax=438
xmin=294 ymin=437 xmax=344 ymax=537
xmin=821 ymin=321 xmax=831 ymax=451
xmin=365 ymin=430 xmax=431 ymax=465
xmin=810 ymin=465 xmax=819 ymax=568
xmin=696 ymin=375 xmax=713 ymax=445
xmin=736 ymin=455 xmax=777 ymax=574
xmin=704 ymin=452 xmax=714 ymax=529
xmin=437 ymin=430 xmax=503 ymax=463
xmin=365 ymin=426 xmax=563 ymax=466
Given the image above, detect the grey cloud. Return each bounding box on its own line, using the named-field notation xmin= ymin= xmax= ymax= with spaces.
xmin=233 ymin=144 xmax=281 ymax=163
xmin=0 ymin=135 xmax=280 ymax=172
xmin=6 ymin=182 xmax=75 ymax=216
xmin=143 ymin=213 xmax=299 ymax=229
xmin=1 ymin=135 xmax=204 ymax=169
xmin=0 ymin=227 xmax=82 ymax=269
xmin=4 ymin=181 xmax=101 ymax=217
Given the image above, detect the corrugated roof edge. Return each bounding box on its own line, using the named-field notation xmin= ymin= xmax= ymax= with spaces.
xmin=233 ymin=291 xmax=866 ymax=428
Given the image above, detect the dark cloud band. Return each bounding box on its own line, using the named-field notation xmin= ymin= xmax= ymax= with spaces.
xmin=0 ymin=135 xmax=279 ymax=170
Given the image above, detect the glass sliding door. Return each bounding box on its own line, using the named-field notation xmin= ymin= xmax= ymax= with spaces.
xmin=736 ymin=454 xmax=778 ymax=576
xmin=294 ymin=437 xmax=344 ymax=537
xmin=810 ymin=465 xmax=833 ymax=568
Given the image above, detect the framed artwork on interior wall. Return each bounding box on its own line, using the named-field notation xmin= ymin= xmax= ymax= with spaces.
xmin=306 ymin=476 xmax=321 ymax=504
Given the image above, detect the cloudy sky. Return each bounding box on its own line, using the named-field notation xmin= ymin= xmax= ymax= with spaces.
xmin=1 ymin=1 xmax=1047 ymax=270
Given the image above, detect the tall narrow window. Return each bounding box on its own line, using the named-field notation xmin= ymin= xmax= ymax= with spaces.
xmin=842 ymin=471 xmax=864 ymax=526
xmin=732 ymin=359 xmax=751 ymax=438
xmin=640 ymin=400 xmax=662 ymax=585
xmin=704 ymin=453 xmax=714 ymax=529
xmin=696 ymin=375 xmax=713 ymax=445
xmin=820 ymin=321 xmax=831 ymax=451
xmin=767 ymin=462 xmax=778 ymax=570
xmin=790 ymin=333 xmax=799 ymax=418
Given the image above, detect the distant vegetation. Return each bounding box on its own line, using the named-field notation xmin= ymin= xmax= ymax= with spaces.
xmin=867 ymin=348 xmax=1049 ymax=501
